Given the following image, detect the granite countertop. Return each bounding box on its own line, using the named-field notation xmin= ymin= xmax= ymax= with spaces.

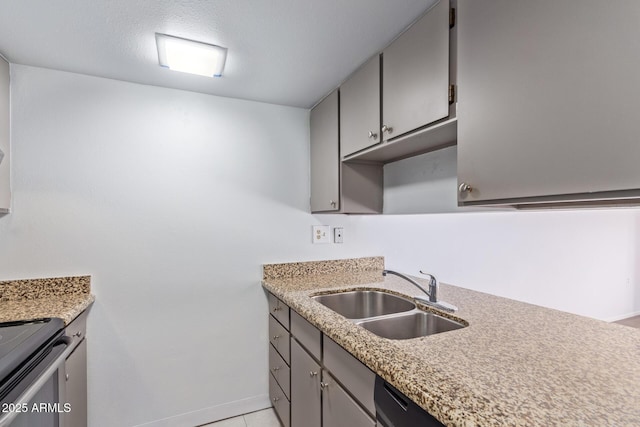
xmin=0 ymin=275 xmax=95 ymax=325
xmin=262 ymin=257 xmax=640 ymax=427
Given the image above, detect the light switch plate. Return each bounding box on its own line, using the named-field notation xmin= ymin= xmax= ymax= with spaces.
xmin=312 ymin=225 xmax=331 ymax=244
xmin=334 ymin=227 xmax=344 ymax=243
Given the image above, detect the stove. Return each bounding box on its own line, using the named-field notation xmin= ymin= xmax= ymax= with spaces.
xmin=0 ymin=318 xmax=64 ymax=405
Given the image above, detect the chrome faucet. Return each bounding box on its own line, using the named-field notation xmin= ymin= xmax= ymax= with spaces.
xmin=382 ymin=270 xmax=458 ymax=313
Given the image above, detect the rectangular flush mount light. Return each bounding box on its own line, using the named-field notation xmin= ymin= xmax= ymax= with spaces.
xmin=156 ymin=33 xmax=228 ymax=77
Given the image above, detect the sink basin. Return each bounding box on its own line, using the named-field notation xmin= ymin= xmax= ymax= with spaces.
xmin=312 ymin=290 xmax=415 ymax=320
xmin=357 ymin=311 xmax=465 ymax=340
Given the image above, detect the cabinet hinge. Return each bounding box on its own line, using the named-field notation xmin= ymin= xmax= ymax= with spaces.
xmin=449 ymin=84 xmax=456 ymax=104
xmin=450 ymin=8 xmax=456 ymax=28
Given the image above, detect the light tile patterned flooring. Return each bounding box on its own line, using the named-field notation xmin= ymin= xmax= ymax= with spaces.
xmin=200 ymin=408 xmax=281 ymax=427
xmin=615 ymin=315 xmax=640 ymax=329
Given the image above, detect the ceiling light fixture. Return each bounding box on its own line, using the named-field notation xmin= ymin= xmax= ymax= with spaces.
xmin=155 ymin=33 xmax=228 ymax=78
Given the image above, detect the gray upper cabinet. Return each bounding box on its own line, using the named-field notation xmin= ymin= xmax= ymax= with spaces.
xmin=457 ymin=0 xmax=640 ymax=205
xmin=382 ymin=0 xmax=451 ymax=142
xmin=310 ymin=91 xmax=383 ymax=214
xmin=340 ymin=56 xmax=381 ymax=157
xmin=310 ymin=90 xmax=340 ymax=212
xmin=0 ymin=55 xmax=9 ymax=213
xmin=310 ymin=0 xmax=454 ymax=213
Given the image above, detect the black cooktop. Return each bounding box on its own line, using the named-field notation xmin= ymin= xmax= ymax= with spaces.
xmin=0 ymin=318 xmax=64 ymax=402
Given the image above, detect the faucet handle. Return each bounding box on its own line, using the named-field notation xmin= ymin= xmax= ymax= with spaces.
xmin=419 ymin=270 xmax=438 ymax=300
xmin=419 ymin=270 xmax=437 ymax=284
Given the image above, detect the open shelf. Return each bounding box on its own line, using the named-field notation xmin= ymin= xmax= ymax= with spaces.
xmin=343 ymin=117 xmax=457 ymax=164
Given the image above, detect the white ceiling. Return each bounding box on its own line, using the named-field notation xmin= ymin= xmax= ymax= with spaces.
xmin=0 ymin=0 xmax=437 ymax=108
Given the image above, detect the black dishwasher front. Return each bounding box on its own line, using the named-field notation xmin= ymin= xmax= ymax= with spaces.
xmin=374 ymin=376 xmax=444 ymax=427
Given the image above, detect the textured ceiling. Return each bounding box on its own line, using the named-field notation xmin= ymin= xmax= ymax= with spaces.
xmin=0 ymin=0 xmax=437 ymax=108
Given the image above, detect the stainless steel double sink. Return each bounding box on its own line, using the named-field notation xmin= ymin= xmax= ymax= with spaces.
xmin=312 ymin=290 xmax=466 ymax=340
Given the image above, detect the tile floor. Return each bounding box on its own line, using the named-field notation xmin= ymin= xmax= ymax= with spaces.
xmin=200 ymin=408 xmax=281 ymax=427
xmin=615 ymin=315 xmax=640 ymax=329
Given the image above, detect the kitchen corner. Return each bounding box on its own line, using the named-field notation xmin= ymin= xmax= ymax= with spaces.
xmin=263 ymin=256 xmax=640 ymax=427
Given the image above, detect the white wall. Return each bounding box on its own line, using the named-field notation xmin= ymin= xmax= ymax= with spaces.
xmin=0 ymin=55 xmax=10 ymax=212
xmin=0 ymin=65 xmax=377 ymax=427
xmin=354 ymin=209 xmax=640 ymax=321
xmin=1 ymin=64 xmax=639 ymax=427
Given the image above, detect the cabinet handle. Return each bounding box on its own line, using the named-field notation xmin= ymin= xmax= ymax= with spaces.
xmin=458 ymin=182 xmax=473 ymax=194
xmin=65 ymin=374 xmax=70 ymax=381
xmin=272 ymin=335 xmax=280 ymax=340
xmin=73 ymin=331 xmax=82 ymax=338
xmin=320 ymin=382 xmax=330 ymax=389
xmin=309 ymin=371 xmax=318 ymax=377
xmin=329 ymin=200 xmax=337 ymax=208
xmin=368 ymin=131 xmax=378 ymax=139
xmin=381 ymin=125 xmax=393 ymax=134
xmin=273 ymin=397 xmax=280 ymax=403
xmin=272 ymin=306 xmax=282 ymax=312
xmin=271 ymin=366 xmax=281 ymax=372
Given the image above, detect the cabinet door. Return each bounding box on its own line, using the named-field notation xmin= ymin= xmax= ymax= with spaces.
xmin=290 ymin=340 xmax=321 ymax=427
xmin=340 ymin=56 xmax=381 ymax=157
xmin=290 ymin=311 xmax=321 ymax=361
xmin=457 ymin=0 xmax=640 ymax=204
xmin=64 ymin=339 xmax=87 ymax=427
xmin=323 ymin=338 xmax=375 ymax=415
xmin=310 ymin=90 xmax=340 ymax=212
xmin=382 ymin=0 xmax=450 ymax=141
xmin=269 ymin=344 xmax=291 ymax=399
xmin=268 ymin=293 xmax=290 ymax=330
xmin=269 ymin=315 xmax=290 ymax=364
xmin=322 ymin=371 xmax=376 ymax=427
xmin=270 ymin=374 xmax=291 ymax=427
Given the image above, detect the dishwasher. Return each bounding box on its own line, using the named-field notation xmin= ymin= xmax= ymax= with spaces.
xmin=374 ymin=376 xmax=445 ymax=427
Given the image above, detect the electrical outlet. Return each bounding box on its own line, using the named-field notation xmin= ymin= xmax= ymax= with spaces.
xmin=334 ymin=227 xmax=344 ymax=243
xmin=312 ymin=225 xmax=331 ymax=244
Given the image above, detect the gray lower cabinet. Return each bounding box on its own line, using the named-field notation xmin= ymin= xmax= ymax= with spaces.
xmin=267 ymin=295 xmax=291 ymax=427
xmin=267 ymin=293 xmax=377 ymax=427
xmin=269 ymin=345 xmax=291 ymax=400
xmin=323 ymin=338 xmax=375 ymax=415
xmin=322 ymin=371 xmax=376 ymax=427
xmin=270 ymin=374 xmax=291 ymax=427
xmin=61 ymin=308 xmax=90 ymax=427
xmin=457 ymin=0 xmax=640 ymax=205
xmin=290 ymin=339 xmax=321 ymax=427
xmin=268 ymin=293 xmax=291 ymax=331
xmin=269 ymin=314 xmax=290 ymax=364
xmin=63 ymin=339 xmax=87 ymax=427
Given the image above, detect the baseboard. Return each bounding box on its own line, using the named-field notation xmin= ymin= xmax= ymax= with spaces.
xmin=605 ymin=310 xmax=640 ymax=323
xmin=133 ymin=394 xmax=271 ymax=427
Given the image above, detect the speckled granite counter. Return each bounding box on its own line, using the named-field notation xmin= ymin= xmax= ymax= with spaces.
xmin=0 ymin=275 xmax=95 ymax=325
xmin=262 ymin=257 xmax=640 ymax=427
